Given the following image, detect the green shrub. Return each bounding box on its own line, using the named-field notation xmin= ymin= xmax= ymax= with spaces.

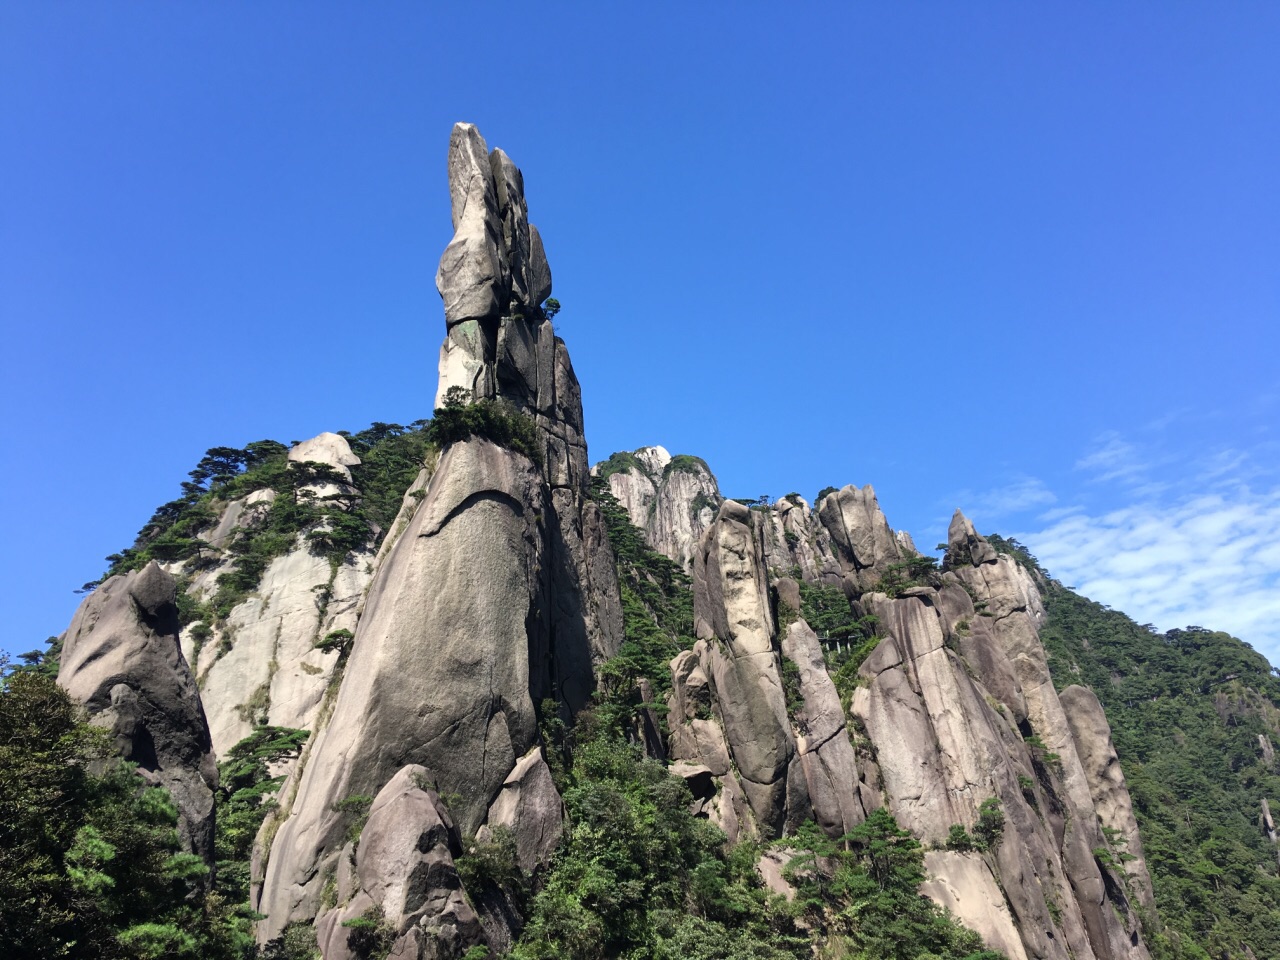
xmin=974 ymin=798 xmax=1005 ymax=850
xmin=425 ymin=387 xmax=542 ymax=467
xmin=945 ymin=824 xmax=976 ymax=852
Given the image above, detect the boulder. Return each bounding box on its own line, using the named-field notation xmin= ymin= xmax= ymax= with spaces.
xmin=480 ymin=747 xmax=564 ymax=874
xmin=288 ymin=431 xmax=362 ymax=480
xmin=315 ymin=765 xmax=483 ymax=960
xmin=58 ymin=562 xmax=217 ymax=863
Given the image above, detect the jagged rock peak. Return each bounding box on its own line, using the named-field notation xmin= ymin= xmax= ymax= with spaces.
xmin=57 ymin=561 xmax=218 ymax=863
xmin=946 ymin=508 xmax=997 ymax=567
xmin=816 ymin=483 xmax=902 ymax=589
xmin=433 ymin=122 xmax=589 ymax=493
xmin=436 ymin=122 xmax=550 ymax=326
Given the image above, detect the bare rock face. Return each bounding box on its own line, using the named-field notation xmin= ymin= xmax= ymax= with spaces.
xmin=692 ymin=500 xmax=803 ymax=836
xmin=191 ymin=545 xmax=370 ymax=754
xmin=597 ymin=446 xmax=722 ymax=572
xmin=852 ymin=593 xmax=1102 ymax=960
xmin=921 ymin=851 xmax=1029 ymax=960
xmin=166 ymin=431 xmax=378 ymax=756
xmin=288 ymin=431 xmax=363 ymax=481
xmin=58 ymin=562 xmax=217 ymax=862
xmin=946 ymin=509 xmax=998 ymax=567
xmin=779 ymin=617 xmax=865 ymax=836
xmin=938 ymin=515 xmax=1153 ymax=960
xmin=816 ymin=484 xmax=902 ymax=590
xmin=257 ymin=439 xmax=548 ymax=937
xmin=1061 ymin=685 xmax=1156 ymax=908
xmin=314 ymin=765 xmax=484 ymax=960
xmin=431 ymin=124 xmax=584 ymax=493
xmin=758 ymin=495 xmax=842 ymax=585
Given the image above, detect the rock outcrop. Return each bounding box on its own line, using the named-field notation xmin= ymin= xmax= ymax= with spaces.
xmin=595 ymin=446 xmax=721 ymax=572
xmin=257 ymin=439 xmax=548 ymax=934
xmin=313 ymin=765 xmax=484 ymax=960
xmin=671 ymin=497 xmax=1157 ymax=959
xmin=1061 ymin=684 xmax=1156 ymax=908
xmin=170 ymin=431 xmax=377 ymax=755
xmin=691 ymin=500 xmax=804 ymax=836
xmin=817 ymin=484 xmax=903 ymax=590
xmin=778 ymin=613 xmax=867 ymax=836
xmin=58 ymin=562 xmax=218 ymax=863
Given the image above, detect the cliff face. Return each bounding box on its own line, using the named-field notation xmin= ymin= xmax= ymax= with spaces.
xmin=597 ymin=446 xmax=722 ymax=572
xmin=50 ymin=123 xmax=1174 ymax=960
xmin=669 ymin=496 xmax=1154 ymax=960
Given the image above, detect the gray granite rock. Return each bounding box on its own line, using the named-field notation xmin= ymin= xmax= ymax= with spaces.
xmin=58 ymin=562 xmax=217 ymax=863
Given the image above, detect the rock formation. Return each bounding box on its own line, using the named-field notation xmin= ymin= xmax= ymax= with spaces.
xmin=1061 ymin=684 xmax=1156 ymax=908
xmin=596 ymin=446 xmax=722 ymax=571
xmin=255 ymin=123 xmax=622 ymax=949
xmin=817 ymin=483 xmax=904 ymax=590
xmin=174 ymin=430 xmax=376 ymax=755
xmin=596 ymin=456 xmax=922 ymax=594
xmin=691 ymin=500 xmax=805 ymax=836
xmin=668 ymin=501 xmax=1156 ymax=959
xmin=313 ymin=765 xmax=484 ymax=960
xmin=57 ymin=561 xmax=218 ymax=862
xmin=49 ymin=121 xmax=1176 ymax=960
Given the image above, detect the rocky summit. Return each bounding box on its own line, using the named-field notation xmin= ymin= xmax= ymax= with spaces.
xmin=18 ymin=123 xmax=1279 ymax=960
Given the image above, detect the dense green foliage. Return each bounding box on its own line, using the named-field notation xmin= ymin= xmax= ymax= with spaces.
xmin=991 ymin=538 xmax=1280 ymax=960
xmin=425 ymin=387 xmax=542 ymax=467
xmin=0 ymin=668 xmax=254 ymax=960
xmin=785 ymin=813 xmax=1003 ymax=960
xmin=589 ymin=476 xmax=694 ymax=700
xmin=513 ymin=697 xmax=1001 ymax=960
xmin=510 ymin=713 xmax=804 ymax=960
xmin=664 ymin=453 xmax=711 ymax=478
xmin=214 ymin=726 xmax=310 ymax=904
xmin=596 ymin=449 xmax=645 ymax=481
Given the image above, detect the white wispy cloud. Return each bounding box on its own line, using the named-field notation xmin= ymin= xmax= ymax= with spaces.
xmin=1017 ymin=485 xmax=1280 ymax=666
xmin=953 ymin=476 xmax=1057 ymax=519
xmin=1076 ymin=430 xmax=1158 ymax=483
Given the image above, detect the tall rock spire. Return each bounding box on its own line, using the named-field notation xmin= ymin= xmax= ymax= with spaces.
xmin=434 ymin=123 xmax=587 ymax=494
xmin=255 ymin=124 xmax=619 ymax=952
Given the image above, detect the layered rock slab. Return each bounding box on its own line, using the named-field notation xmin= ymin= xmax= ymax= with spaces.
xmin=691 ymin=500 xmax=805 ymax=836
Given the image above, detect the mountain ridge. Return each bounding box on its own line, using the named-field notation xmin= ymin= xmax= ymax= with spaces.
xmin=6 ymin=123 xmax=1277 ymax=960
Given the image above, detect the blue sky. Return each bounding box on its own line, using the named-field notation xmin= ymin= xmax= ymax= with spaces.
xmin=2 ymin=4 xmax=1277 ymax=665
